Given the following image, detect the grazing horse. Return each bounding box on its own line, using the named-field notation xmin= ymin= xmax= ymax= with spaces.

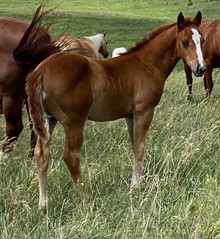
xmin=26 ymin=12 xmax=206 ymax=209
xmin=184 ymin=19 xmax=220 ymax=99
xmin=112 ymin=47 xmax=127 ymax=58
xmin=55 ymin=33 xmax=109 ymax=58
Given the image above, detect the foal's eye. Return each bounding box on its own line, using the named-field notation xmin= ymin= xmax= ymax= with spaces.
xmin=181 ymin=39 xmax=189 ymax=47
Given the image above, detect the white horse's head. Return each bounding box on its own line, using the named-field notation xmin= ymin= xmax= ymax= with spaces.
xmin=87 ymin=33 xmax=109 ymax=58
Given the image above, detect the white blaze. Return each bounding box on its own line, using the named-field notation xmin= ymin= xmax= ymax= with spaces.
xmin=191 ymin=28 xmax=204 ymax=66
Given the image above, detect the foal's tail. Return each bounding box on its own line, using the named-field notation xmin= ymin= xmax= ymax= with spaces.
xmin=26 ymin=69 xmax=49 ymax=141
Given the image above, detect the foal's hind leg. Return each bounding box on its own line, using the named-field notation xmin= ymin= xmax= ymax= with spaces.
xmin=35 ymin=117 xmax=57 ymax=210
xmin=35 ymin=136 xmax=50 ymax=210
xmin=2 ymin=95 xmax=24 ymax=153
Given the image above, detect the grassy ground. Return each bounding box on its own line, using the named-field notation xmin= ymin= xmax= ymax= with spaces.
xmin=1 ymin=0 xmax=220 ymax=238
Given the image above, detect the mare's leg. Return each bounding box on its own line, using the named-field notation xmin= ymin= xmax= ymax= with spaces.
xmin=203 ymin=66 xmax=213 ymax=97
xmin=35 ymin=117 xmax=57 ymax=210
xmin=2 ymin=95 xmax=24 ymax=153
xmin=63 ymin=121 xmax=85 ymax=184
xmin=130 ymin=107 xmax=154 ymax=187
xmin=184 ymin=62 xmax=194 ymax=101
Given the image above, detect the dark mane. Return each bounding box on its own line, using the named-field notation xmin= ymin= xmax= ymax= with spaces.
xmin=124 ymin=22 xmax=176 ymax=55
xmin=124 ymin=16 xmax=198 ymax=55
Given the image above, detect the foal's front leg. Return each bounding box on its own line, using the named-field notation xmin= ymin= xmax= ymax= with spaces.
xmin=130 ymin=107 xmax=154 ymax=187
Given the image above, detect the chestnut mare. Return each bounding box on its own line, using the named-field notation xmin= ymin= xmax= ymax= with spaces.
xmin=1 ymin=5 xmax=109 ymax=158
xmin=55 ymin=33 xmax=109 ymax=58
xmin=184 ymin=19 xmax=220 ymax=99
xmin=0 ymin=17 xmax=30 ymax=154
xmin=0 ymin=5 xmax=56 ymax=157
xmin=26 ymin=12 xmax=206 ymax=209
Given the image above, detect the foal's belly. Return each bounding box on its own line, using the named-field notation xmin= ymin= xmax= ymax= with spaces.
xmin=88 ymin=98 xmax=133 ymax=122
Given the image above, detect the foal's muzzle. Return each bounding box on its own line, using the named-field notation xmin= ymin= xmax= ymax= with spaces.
xmin=193 ymin=64 xmax=206 ymax=77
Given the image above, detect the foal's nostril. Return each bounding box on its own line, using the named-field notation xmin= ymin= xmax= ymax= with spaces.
xmin=197 ymin=64 xmax=206 ymax=75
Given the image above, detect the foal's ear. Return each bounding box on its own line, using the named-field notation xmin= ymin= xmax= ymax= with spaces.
xmin=192 ymin=11 xmax=202 ymax=27
xmin=103 ymin=32 xmax=106 ymax=37
xmin=177 ymin=12 xmax=185 ymax=31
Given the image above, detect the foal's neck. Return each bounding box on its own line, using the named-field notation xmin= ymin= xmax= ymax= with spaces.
xmin=145 ymin=25 xmax=179 ymax=80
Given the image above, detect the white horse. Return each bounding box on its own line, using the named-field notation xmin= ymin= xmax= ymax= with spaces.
xmin=55 ymin=33 xmax=109 ymax=58
xmin=112 ymin=47 xmax=127 ymax=58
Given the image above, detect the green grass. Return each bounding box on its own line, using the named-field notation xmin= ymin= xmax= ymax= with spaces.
xmin=1 ymin=0 xmax=220 ymax=238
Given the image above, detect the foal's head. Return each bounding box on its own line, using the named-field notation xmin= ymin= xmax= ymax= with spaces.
xmin=97 ymin=32 xmax=109 ymax=58
xmin=176 ymin=11 xmax=206 ymax=76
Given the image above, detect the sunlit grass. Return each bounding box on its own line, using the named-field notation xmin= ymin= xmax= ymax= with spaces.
xmin=1 ymin=70 xmax=220 ymax=238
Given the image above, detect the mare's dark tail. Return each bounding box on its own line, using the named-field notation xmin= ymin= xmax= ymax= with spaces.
xmin=13 ymin=3 xmax=61 ymax=70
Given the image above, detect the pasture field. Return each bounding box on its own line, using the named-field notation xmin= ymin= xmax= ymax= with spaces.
xmin=1 ymin=0 xmax=220 ymax=238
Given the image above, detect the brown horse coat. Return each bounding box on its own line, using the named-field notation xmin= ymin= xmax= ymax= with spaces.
xmin=26 ymin=12 xmax=206 ymax=209
xmin=0 ymin=17 xmax=29 ymax=153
